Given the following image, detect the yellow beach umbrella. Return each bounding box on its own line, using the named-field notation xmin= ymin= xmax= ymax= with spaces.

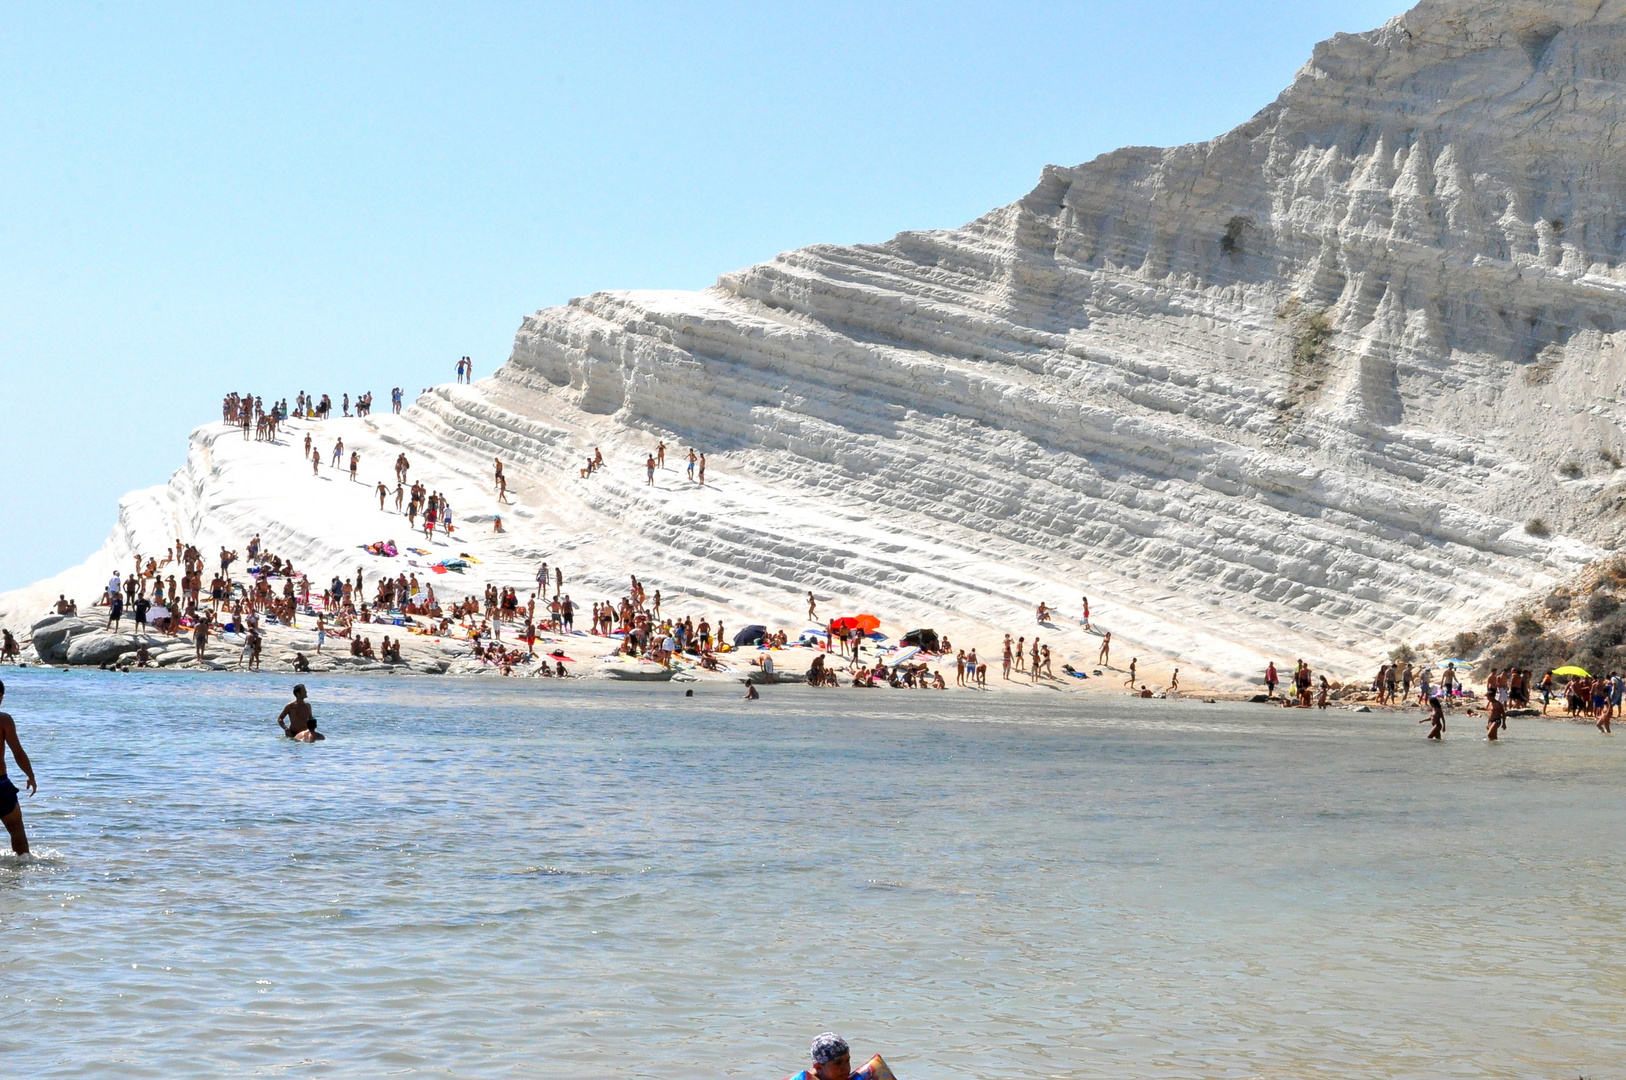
xmin=1552 ymin=665 xmax=1591 ymax=677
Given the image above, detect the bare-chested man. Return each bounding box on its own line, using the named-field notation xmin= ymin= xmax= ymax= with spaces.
xmin=0 ymin=681 xmax=38 ymax=854
xmin=377 ymin=481 xmax=389 ymax=510
xmin=277 ymin=684 xmax=314 ymax=739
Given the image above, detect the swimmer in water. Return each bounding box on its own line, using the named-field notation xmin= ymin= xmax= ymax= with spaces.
xmin=1421 ymin=696 xmax=1444 ymax=740
xmin=276 ymin=684 xmax=314 ymax=739
xmin=294 ymin=717 xmax=325 ymax=743
xmin=745 ymin=682 xmax=760 ymax=700
xmin=0 ymin=681 xmax=38 ymax=854
xmin=787 ymin=1032 xmax=891 ymax=1080
xmin=791 ymin=1033 xmax=851 ymax=1080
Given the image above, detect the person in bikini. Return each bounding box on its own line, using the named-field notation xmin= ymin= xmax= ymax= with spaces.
xmin=0 ymin=681 xmax=38 ymax=854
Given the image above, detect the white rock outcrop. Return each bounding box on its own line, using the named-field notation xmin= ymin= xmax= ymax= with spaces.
xmin=8 ymin=0 xmax=1625 ymax=684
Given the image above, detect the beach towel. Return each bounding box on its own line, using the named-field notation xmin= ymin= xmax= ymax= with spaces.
xmin=408 ymin=547 xmax=431 ymax=555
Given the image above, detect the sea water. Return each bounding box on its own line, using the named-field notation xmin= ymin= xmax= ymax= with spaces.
xmin=1 ymin=670 xmax=1623 ymax=1079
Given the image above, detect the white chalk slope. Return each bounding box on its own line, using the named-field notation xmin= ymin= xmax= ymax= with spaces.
xmin=9 ymin=0 xmax=1626 ymax=684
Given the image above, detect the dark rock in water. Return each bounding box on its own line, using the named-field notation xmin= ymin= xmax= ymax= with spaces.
xmin=1250 ymin=694 xmax=1271 ymax=703
xmin=66 ymin=632 xmax=150 ymax=667
xmin=30 ymin=615 xmax=104 ymax=662
xmin=24 ymin=614 xmax=172 ymax=666
xmin=1505 ymin=708 xmax=1538 ymax=717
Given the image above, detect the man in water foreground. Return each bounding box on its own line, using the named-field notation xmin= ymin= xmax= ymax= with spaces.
xmin=786 ymin=1033 xmax=895 ymax=1080
xmin=0 ymin=680 xmax=39 ymax=854
xmin=277 ymin=684 xmax=319 ymax=740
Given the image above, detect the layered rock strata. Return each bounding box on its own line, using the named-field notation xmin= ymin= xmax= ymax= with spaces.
xmin=8 ymin=0 xmax=1626 ymax=684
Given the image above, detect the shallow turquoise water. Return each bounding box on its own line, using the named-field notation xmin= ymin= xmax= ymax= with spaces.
xmin=2 ymin=670 xmax=1624 ymax=1078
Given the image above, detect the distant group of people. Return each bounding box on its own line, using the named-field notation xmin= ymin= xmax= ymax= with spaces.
xmin=1557 ymin=671 xmax=1621 ymax=732
xmin=1263 ymin=654 xmax=1624 ymax=740
xmin=1263 ymin=659 xmax=1328 ymax=708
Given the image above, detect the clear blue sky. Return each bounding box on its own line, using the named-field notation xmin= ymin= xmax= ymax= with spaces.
xmin=0 ymin=0 xmax=1408 ymax=591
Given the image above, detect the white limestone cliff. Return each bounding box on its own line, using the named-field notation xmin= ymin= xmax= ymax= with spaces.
xmin=8 ymin=0 xmax=1626 ymax=684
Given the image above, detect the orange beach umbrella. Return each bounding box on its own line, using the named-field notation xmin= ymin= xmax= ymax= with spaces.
xmin=829 ymin=614 xmax=881 ymax=633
